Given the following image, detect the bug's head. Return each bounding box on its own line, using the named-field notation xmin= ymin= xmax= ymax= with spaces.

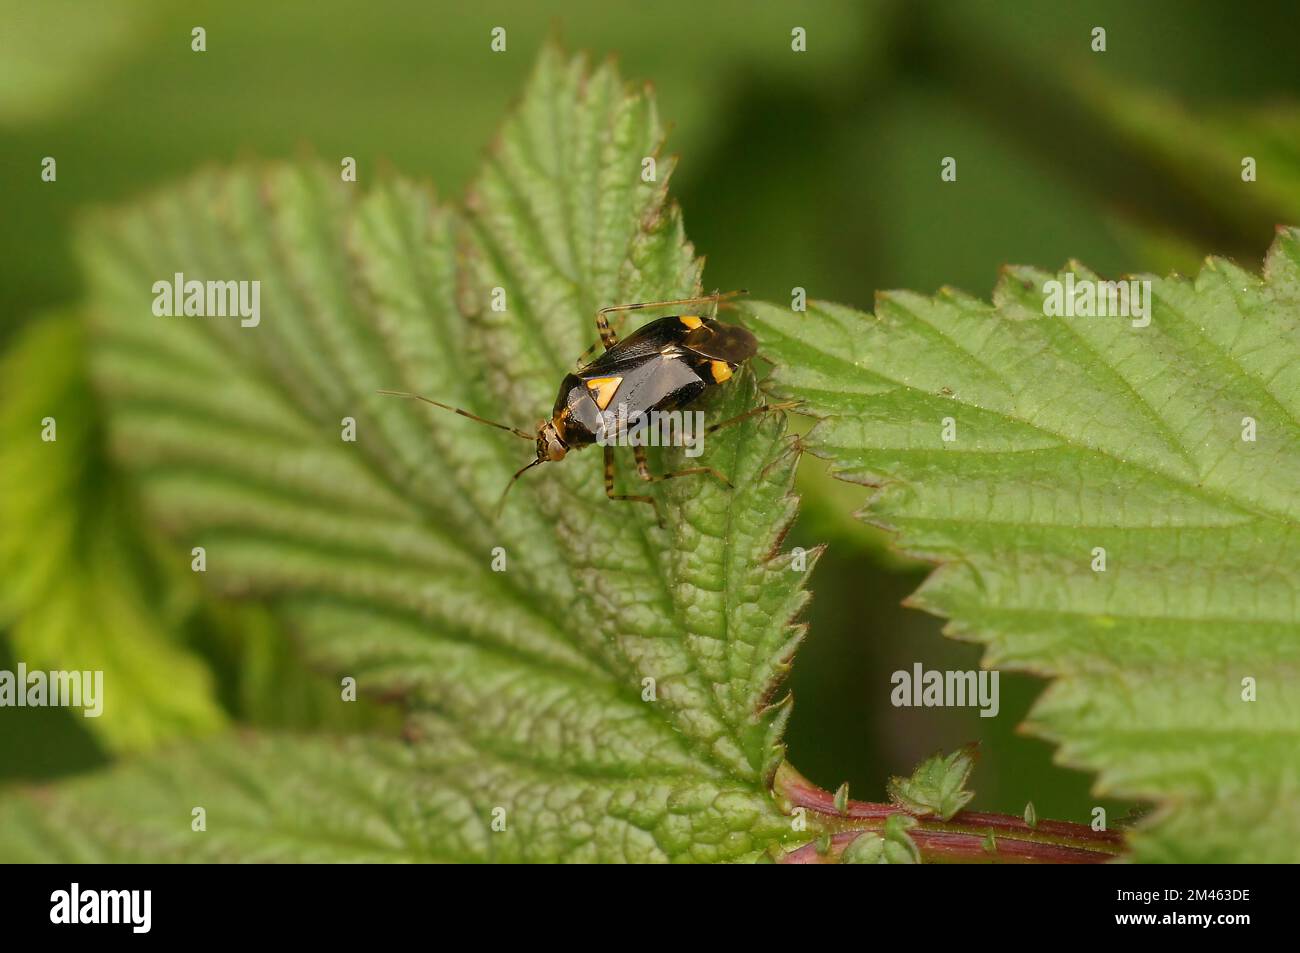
xmin=535 ymin=419 xmax=568 ymax=463
xmin=490 ymin=419 xmax=564 ymax=520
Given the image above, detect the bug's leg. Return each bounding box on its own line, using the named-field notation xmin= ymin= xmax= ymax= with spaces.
xmin=574 ymin=310 xmax=629 ymax=368
xmin=703 ymin=401 xmax=800 ymax=437
xmin=633 ymin=445 xmax=732 ymax=489
xmin=604 ymin=446 xmax=660 ymax=523
xmin=706 ymin=289 xmax=740 ymax=318
xmin=595 ymin=290 xmax=748 ymax=352
xmin=594 ymin=306 xmax=621 ymax=351
xmin=573 ymin=340 xmax=600 ymax=368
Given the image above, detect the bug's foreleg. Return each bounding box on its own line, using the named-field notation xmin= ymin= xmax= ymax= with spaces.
xmin=633 ymin=445 xmax=731 ymax=489
xmin=604 ymin=446 xmax=660 ymax=522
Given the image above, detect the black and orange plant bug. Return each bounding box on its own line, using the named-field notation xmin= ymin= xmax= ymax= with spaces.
xmin=379 ymin=289 xmax=792 ymax=521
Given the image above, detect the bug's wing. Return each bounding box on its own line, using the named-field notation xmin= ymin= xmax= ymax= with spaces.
xmin=619 ymin=352 xmax=708 ymax=411
xmin=581 ymin=316 xmax=686 ymax=375
xmin=680 ymin=321 xmax=758 ymax=366
xmin=578 ymin=349 xmax=709 ymax=425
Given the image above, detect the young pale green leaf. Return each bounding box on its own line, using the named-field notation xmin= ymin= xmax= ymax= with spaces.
xmin=746 ymin=233 xmax=1300 ymax=862
xmin=886 ymin=745 xmax=977 ymax=821
xmin=881 ymin=814 xmax=921 ymax=864
xmin=833 ymin=780 xmax=850 ymax=814
xmin=0 ymin=315 xmax=226 ymax=751
xmin=839 ymin=815 xmax=920 ymax=865
xmin=839 ymin=831 xmax=883 ymax=864
xmin=0 ymin=46 xmax=810 ymax=863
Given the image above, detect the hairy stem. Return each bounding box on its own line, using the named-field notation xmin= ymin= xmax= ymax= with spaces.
xmin=776 ymin=763 xmax=1126 ymax=864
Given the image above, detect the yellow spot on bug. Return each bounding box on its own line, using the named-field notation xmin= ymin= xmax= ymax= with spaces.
xmin=585 ymin=376 xmax=623 ymax=410
xmin=710 ymin=360 xmax=733 ymax=383
xmin=679 ymin=315 xmax=703 ymax=330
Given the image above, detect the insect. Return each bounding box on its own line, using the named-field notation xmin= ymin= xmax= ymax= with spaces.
xmin=379 ymin=290 xmax=789 ymax=521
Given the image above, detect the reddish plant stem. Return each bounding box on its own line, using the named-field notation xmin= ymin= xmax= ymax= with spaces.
xmin=776 ymin=763 xmax=1125 ymax=864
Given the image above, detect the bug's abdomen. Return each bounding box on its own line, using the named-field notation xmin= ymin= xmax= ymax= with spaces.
xmin=615 ymin=352 xmax=708 ymax=416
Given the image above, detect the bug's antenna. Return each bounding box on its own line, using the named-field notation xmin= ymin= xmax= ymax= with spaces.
xmin=377 ymin=390 xmax=533 ymax=440
xmin=495 ymin=458 xmax=542 ymax=519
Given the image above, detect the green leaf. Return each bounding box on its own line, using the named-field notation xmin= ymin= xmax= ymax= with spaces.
xmin=0 ymin=315 xmax=226 ymax=751
xmin=0 ymin=719 xmax=799 ymax=862
xmin=0 ymin=46 xmax=810 ymax=863
xmin=886 ymin=745 xmax=977 ymax=821
xmin=0 ymin=732 xmax=427 ymax=862
xmin=747 ymin=233 xmax=1300 ymax=862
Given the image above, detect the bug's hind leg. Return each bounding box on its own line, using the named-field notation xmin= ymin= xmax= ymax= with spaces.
xmin=574 ymin=311 xmax=630 ymax=368
xmin=574 ymin=340 xmax=600 ymax=368
xmin=604 ymin=446 xmax=661 ymax=524
xmin=593 ymin=290 xmax=748 ymax=353
xmin=633 ymin=445 xmax=732 ymax=489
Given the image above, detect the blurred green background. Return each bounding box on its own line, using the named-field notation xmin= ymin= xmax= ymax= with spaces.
xmin=4 ymin=0 xmax=1300 ymax=825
